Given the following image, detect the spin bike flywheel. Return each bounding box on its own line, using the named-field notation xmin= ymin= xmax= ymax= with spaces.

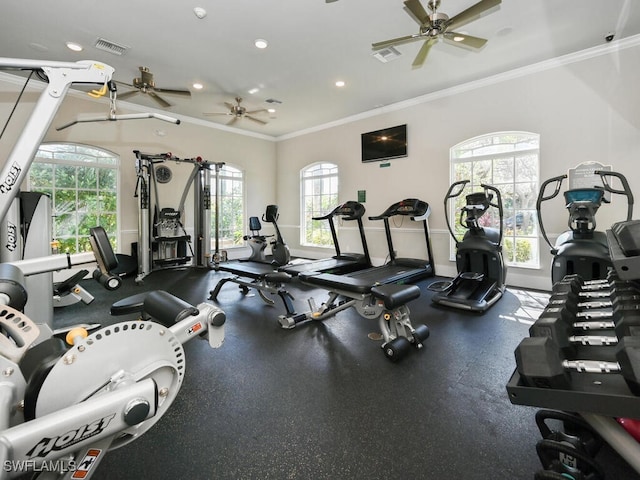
xmin=33 ymin=320 xmax=186 ymax=450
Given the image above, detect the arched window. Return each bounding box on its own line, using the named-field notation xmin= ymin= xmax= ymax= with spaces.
xmin=29 ymin=143 xmax=119 ymax=253
xmin=212 ymin=164 xmax=245 ymax=248
xmin=450 ymin=132 xmax=540 ymax=267
xmin=300 ymin=162 xmax=338 ymax=246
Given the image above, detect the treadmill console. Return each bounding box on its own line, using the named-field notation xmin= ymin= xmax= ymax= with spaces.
xmin=334 ymin=201 xmax=366 ymax=220
xmin=370 ymin=198 xmax=430 ymax=220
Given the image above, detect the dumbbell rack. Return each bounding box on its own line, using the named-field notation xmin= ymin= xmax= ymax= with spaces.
xmin=507 ymin=221 xmax=640 ymax=474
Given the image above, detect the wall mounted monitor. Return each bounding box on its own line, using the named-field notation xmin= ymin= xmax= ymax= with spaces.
xmin=361 ymin=124 xmax=407 ymax=163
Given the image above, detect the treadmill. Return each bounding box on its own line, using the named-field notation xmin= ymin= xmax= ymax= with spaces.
xmin=282 ymin=201 xmax=372 ymax=276
xmin=342 ymin=198 xmax=435 ymax=285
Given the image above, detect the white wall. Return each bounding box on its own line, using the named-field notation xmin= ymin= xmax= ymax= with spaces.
xmin=2 ymin=40 xmax=639 ymax=291
xmin=0 ymin=83 xmax=277 ymax=256
xmin=275 ymin=41 xmax=640 ymax=291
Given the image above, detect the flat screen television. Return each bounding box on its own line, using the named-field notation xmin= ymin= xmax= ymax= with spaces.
xmin=361 ymin=124 xmax=407 ymax=163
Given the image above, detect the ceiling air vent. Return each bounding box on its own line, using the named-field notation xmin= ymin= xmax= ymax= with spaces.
xmin=94 ymin=38 xmax=130 ymax=56
xmin=265 ymin=98 xmax=282 ymax=104
xmin=372 ymin=46 xmax=402 ymax=63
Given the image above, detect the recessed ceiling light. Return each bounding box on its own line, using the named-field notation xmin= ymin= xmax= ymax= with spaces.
xmin=335 ymin=80 xmax=345 ymax=87
xmin=267 ymin=108 xmax=276 ymax=114
xmin=66 ymin=42 xmax=83 ymax=52
xmin=193 ymin=7 xmax=207 ymax=19
xmin=248 ymin=87 xmax=260 ymax=94
xmin=193 ymin=83 xmax=204 ymax=90
xmin=254 ymin=39 xmax=268 ymax=49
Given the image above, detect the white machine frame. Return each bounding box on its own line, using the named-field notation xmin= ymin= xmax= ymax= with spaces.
xmin=0 ymin=57 xmax=226 ymax=479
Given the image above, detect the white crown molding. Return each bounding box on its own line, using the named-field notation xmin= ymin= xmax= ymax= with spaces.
xmin=276 ymin=33 xmax=640 ymax=141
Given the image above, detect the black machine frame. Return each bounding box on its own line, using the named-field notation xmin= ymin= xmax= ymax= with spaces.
xmin=431 ymin=180 xmax=507 ymax=312
xmin=537 ymin=168 xmax=634 ymax=284
xmin=346 ymin=198 xmax=435 ymax=285
xmin=282 ymin=201 xmax=372 ymax=276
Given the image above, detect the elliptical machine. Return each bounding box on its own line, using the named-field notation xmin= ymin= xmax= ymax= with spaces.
xmin=537 ymin=165 xmax=634 ymax=284
xmin=242 ymin=205 xmax=290 ymax=266
xmin=431 ymin=180 xmax=507 ymax=312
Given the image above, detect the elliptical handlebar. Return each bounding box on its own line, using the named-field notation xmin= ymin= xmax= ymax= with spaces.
xmin=536 ymin=174 xmax=567 ymax=253
xmin=481 ymin=183 xmax=505 ymax=247
xmin=444 ymin=180 xmax=470 ymax=246
xmin=595 ymin=170 xmax=634 ymax=221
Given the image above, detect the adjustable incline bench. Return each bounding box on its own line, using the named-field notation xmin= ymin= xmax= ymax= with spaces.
xmin=279 ymin=271 xmax=429 ymax=362
xmin=210 ymin=262 xmax=297 ymax=314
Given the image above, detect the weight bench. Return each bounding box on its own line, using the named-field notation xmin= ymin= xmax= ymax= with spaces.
xmin=279 ymin=271 xmax=429 ymax=362
xmin=52 ymin=269 xmax=94 ymax=307
xmin=210 ymin=261 xmax=296 ymax=314
xmin=89 ymin=226 xmax=122 ymax=291
xmin=49 ymin=227 xmax=121 ymax=309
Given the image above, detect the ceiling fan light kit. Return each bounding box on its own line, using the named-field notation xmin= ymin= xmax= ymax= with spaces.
xmin=372 ymin=0 xmax=501 ymax=68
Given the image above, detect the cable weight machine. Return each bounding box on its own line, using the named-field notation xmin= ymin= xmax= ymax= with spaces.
xmin=133 ymin=150 xmax=219 ymax=283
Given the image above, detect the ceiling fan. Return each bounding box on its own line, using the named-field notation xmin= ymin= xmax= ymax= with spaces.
xmin=203 ymin=97 xmax=269 ymax=126
xmin=372 ymin=0 xmax=501 ymax=68
xmin=117 ymin=66 xmax=191 ymax=108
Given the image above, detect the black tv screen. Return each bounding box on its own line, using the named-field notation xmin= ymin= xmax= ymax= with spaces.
xmin=361 ymin=124 xmax=407 ymax=163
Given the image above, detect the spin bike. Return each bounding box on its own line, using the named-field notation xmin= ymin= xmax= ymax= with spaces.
xmin=537 ymin=166 xmax=634 ymax=284
xmin=431 ymin=181 xmax=507 ymax=312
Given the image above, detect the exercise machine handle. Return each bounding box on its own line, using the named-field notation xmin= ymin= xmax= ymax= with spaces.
xmin=536 ymin=174 xmax=567 ymax=252
xmin=444 ymin=180 xmax=470 ymax=245
xmin=481 ymin=183 xmax=505 ymax=247
xmin=595 ymin=170 xmax=634 ymax=221
xmin=444 ymin=180 xmax=470 ymax=200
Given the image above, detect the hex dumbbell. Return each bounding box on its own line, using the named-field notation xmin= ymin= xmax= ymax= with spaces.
xmin=515 ymin=335 xmax=640 ymax=394
xmin=529 ymin=305 xmax=617 ymax=351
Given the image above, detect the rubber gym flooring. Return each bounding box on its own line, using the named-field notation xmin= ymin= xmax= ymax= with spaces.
xmin=50 ymin=267 xmax=640 ymax=480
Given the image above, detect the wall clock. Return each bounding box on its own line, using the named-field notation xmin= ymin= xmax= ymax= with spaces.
xmin=155 ymin=165 xmax=172 ymax=183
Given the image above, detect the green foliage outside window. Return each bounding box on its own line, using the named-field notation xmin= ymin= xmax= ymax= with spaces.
xmin=301 ymin=163 xmax=338 ymax=247
xmin=451 ymin=132 xmax=540 ymax=267
xmin=30 ymin=144 xmax=119 ymax=254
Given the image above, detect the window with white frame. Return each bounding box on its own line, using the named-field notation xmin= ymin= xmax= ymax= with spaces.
xmin=300 ymin=162 xmax=338 ymax=246
xmin=28 ymin=143 xmax=119 ymax=254
xmin=450 ymin=132 xmax=540 ymax=268
xmin=211 ymin=164 xmax=245 ymax=249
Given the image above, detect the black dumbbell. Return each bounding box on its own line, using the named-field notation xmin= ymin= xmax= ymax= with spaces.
xmin=553 ymin=272 xmax=637 ymax=296
xmin=552 ymin=273 xmax=609 ymax=294
xmin=529 ymin=306 xmax=617 ymax=351
xmin=515 ymin=335 xmax=640 ymax=394
xmin=613 ymin=303 xmax=640 ymax=338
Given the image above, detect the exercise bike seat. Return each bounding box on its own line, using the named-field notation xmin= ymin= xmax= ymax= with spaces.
xmin=371 ymin=284 xmax=421 ymax=310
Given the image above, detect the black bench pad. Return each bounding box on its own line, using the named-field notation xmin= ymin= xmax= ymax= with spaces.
xmin=217 ymin=261 xmax=282 ymax=279
xmin=298 ymin=272 xmax=373 ymax=295
xmin=111 ymin=292 xmax=148 ymax=315
xmin=371 ymin=284 xmax=421 ymax=309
